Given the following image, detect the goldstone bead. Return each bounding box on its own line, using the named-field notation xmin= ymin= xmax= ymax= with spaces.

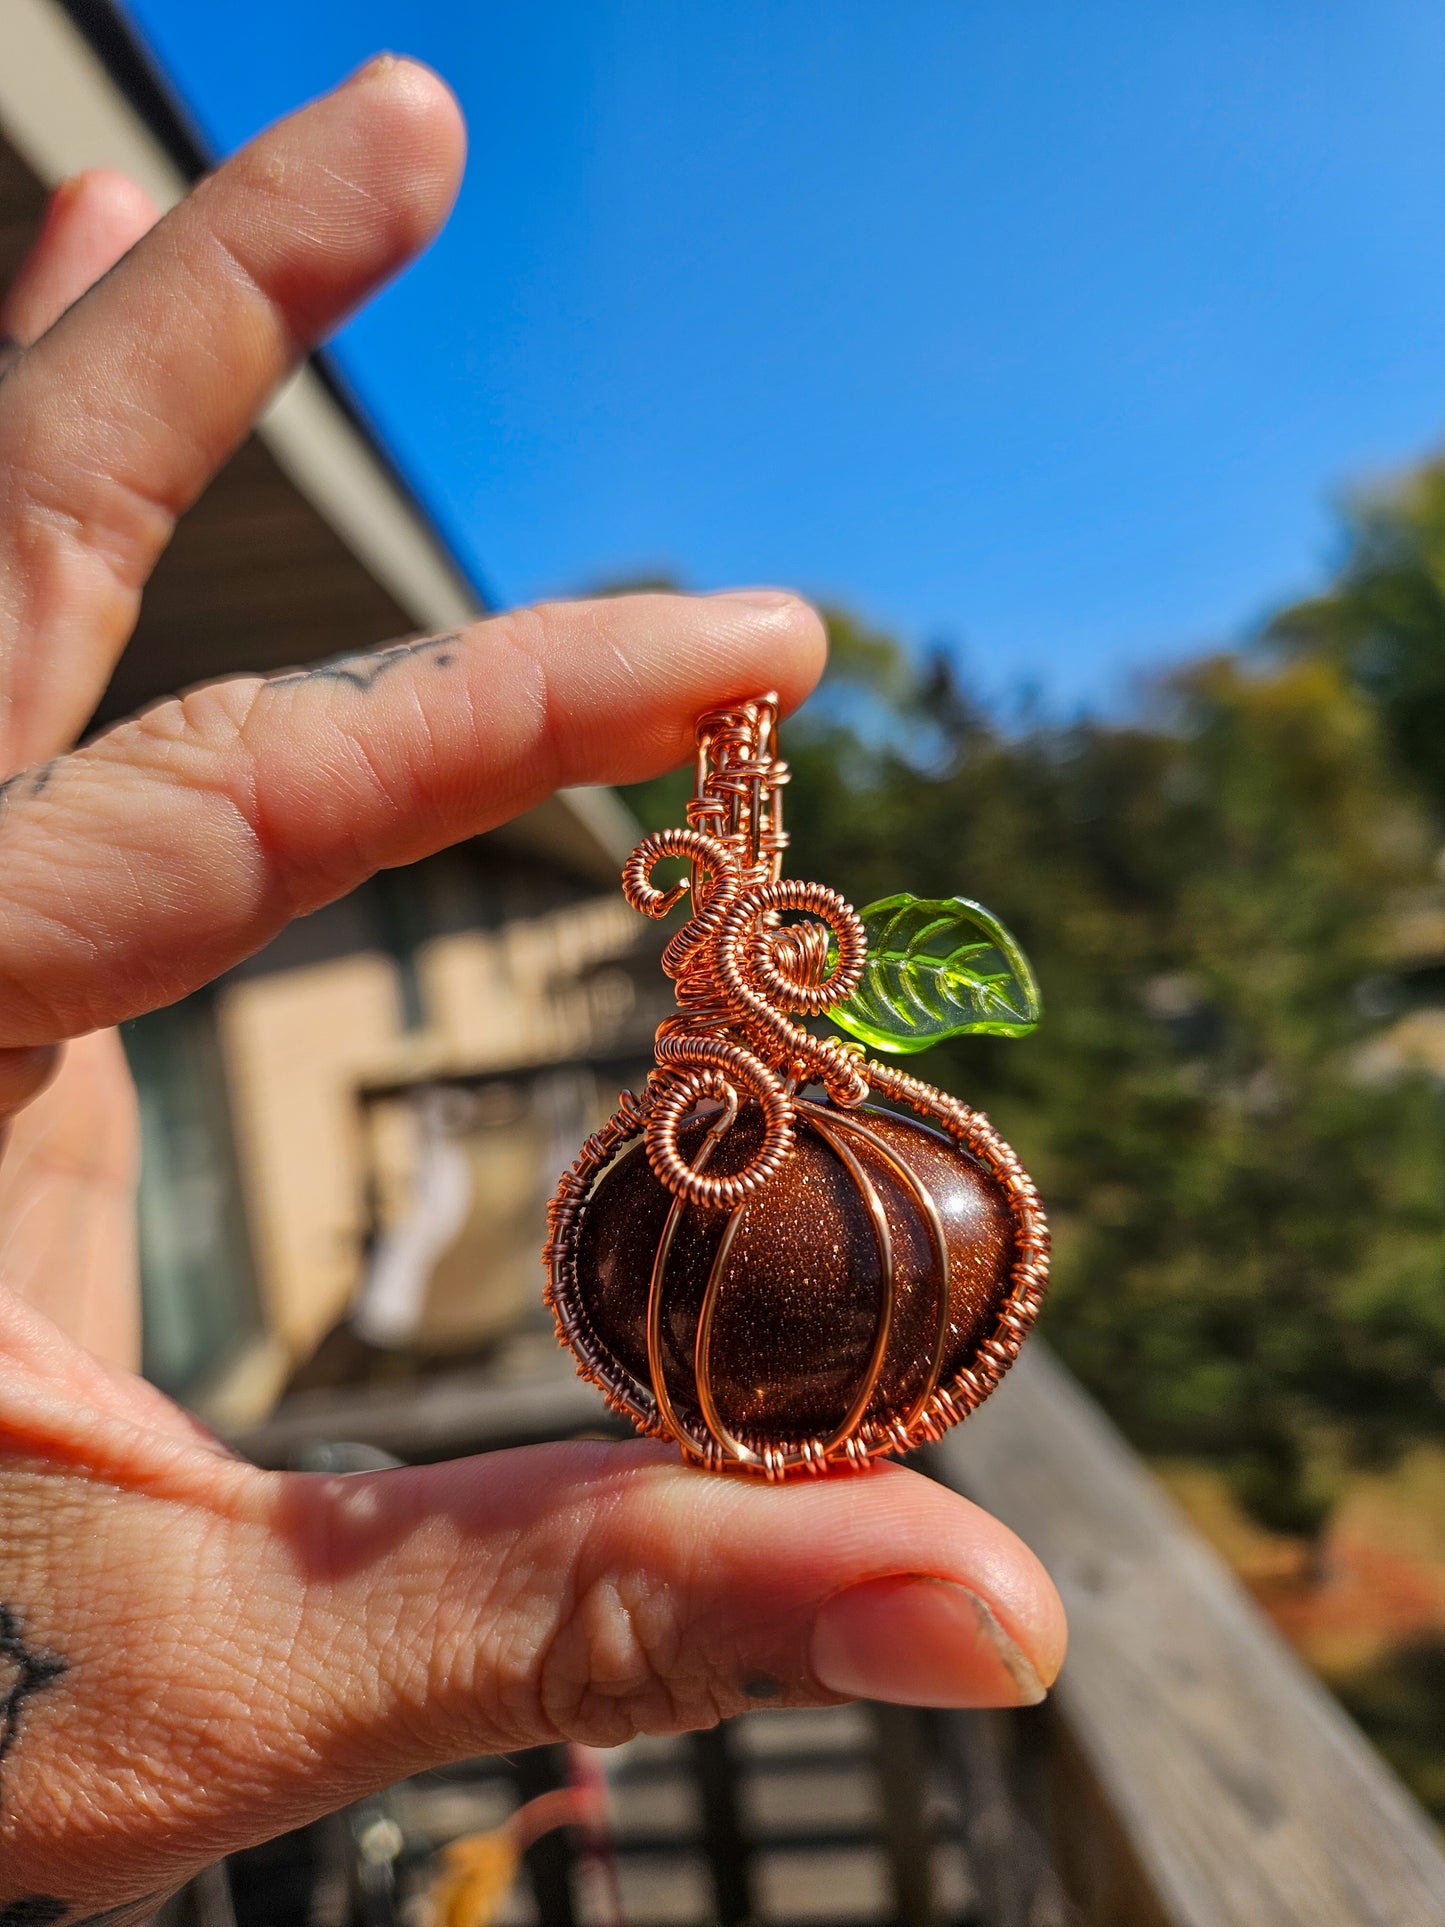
xmin=570 ymin=1101 xmax=1016 ymax=1451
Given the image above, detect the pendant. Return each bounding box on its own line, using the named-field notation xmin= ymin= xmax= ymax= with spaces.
xmin=544 ymin=694 xmax=1049 ymax=1478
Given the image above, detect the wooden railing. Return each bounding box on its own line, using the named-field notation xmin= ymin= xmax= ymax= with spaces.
xmin=235 ymin=1346 xmax=1445 ymax=1926
xmin=936 ymin=1347 xmax=1445 ymax=1927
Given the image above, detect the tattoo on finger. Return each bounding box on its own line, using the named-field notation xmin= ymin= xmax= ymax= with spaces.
xmin=0 ymin=763 xmax=58 ymax=812
xmin=0 ymin=1605 xmax=66 ymax=1794
xmin=265 ymin=630 xmax=463 ymax=692
xmin=0 ymin=1610 xmax=169 ymax=1922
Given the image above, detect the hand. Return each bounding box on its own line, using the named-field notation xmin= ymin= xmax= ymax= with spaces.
xmin=0 ymin=60 xmax=1065 ymax=1923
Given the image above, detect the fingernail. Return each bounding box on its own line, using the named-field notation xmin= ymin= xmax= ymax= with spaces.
xmin=707 ymin=587 xmax=797 ymax=608
xmin=348 ymin=52 xmax=402 ymax=85
xmin=811 ymin=1576 xmax=1048 ymax=1709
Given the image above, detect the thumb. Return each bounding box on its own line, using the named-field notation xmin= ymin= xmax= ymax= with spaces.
xmin=1 ymin=1427 xmax=1064 ymax=1911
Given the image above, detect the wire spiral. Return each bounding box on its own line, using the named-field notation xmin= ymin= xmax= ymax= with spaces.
xmin=616 ymin=700 xmax=870 ymax=1209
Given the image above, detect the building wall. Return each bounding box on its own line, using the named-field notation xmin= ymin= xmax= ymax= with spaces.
xmin=130 ymin=844 xmax=658 ymax=1422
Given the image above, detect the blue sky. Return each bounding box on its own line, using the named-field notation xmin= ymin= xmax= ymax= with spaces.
xmin=123 ymin=1 xmax=1445 ymax=709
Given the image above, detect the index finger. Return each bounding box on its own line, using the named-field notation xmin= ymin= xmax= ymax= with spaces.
xmin=0 ymin=591 xmax=826 ymax=1046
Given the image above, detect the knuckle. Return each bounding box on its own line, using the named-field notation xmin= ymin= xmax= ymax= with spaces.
xmin=93 ymin=679 xmax=273 ymax=857
xmin=479 ymin=602 xmax=551 ymax=697
xmin=527 ymin=1565 xmax=716 ymax=1747
xmin=0 ymin=489 xmax=120 ymax=646
xmin=1 ymin=431 xmax=176 ymax=599
xmin=91 ymin=674 xmax=259 ymax=792
xmin=469 ymin=603 xmax=559 ymax=781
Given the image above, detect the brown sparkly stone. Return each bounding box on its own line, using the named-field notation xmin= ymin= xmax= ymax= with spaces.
xmin=568 ymin=1101 xmax=1016 ymax=1451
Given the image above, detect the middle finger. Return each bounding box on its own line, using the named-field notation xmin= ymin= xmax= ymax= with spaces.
xmin=0 ymin=57 xmax=464 ymax=770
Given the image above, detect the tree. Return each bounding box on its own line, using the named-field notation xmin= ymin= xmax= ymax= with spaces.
xmin=1269 ymin=456 xmax=1445 ymax=827
xmin=627 ymin=595 xmax=1445 ymax=1539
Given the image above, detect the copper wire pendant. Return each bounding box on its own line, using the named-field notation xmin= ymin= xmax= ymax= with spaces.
xmin=545 ymin=694 xmax=1049 ymax=1478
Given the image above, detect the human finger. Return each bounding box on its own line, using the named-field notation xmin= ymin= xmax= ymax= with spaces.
xmin=0 ymin=1435 xmax=1064 ymax=1910
xmin=0 ymin=168 xmax=159 ymax=348
xmin=0 ymin=1276 xmax=232 ymax=1453
xmin=0 ymin=1030 xmax=140 ymax=1366
xmin=0 ymin=56 xmax=465 ymax=767
xmin=0 ymin=591 xmax=826 ymax=1048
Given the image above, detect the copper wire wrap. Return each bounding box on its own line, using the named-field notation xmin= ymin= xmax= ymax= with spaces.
xmin=544 ymin=693 xmax=1050 ymax=1477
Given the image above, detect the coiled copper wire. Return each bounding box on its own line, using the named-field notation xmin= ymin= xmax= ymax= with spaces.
xmin=544 ymin=692 xmax=1050 ymax=1477
xmin=620 ymin=718 xmax=869 ymax=1208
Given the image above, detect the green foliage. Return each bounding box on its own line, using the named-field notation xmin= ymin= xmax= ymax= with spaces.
xmin=828 ymin=894 xmax=1041 ymax=1051
xmin=1269 ymin=458 xmax=1445 ymax=826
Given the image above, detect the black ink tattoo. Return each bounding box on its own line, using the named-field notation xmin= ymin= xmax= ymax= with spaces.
xmin=0 ymin=1605 xmax=66 ymax=1791
xmin=266 ymin=631 xmax=463 ymax=692
xmin=0 ymin=764 xmax=58 ymax=812
xmin=0 ymin=1618 xmax=166 ymax=1924
xmin=742 ymin=1670 xmax=782 ymax=1699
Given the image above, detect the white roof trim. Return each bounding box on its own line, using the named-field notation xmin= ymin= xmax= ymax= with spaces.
xmin=0 ymin=0 xmax=188 ymax=207
xmin=257 ymin=375 xmax=476 ymax=631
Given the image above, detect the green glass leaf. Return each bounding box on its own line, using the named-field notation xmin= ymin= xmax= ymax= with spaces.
xmin=828 ymin=894 xmax=1042 ymax=1054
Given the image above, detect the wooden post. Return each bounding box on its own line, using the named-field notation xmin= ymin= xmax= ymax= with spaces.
xmin=188 ymin=1865 xmax=237 ymax=1927
xmin=869 ymin=1703 xmax=937 ymax=1927
xmin=690 ymin=1720 xmax=755 ymax=1927
xmin=512 ymin=1745 xmax=580 ymax=1927
xmin=934 ymin=1709 xmax=1077 ymax=1927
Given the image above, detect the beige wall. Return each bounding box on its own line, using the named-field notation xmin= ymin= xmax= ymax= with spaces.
xmin=419 ymin=895 xmax=640 ymax=1067
xmin=214 ymin=893 xmax=645 ymax=1371
xmin=218 ymin=952 xmax=403 ymax=1358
